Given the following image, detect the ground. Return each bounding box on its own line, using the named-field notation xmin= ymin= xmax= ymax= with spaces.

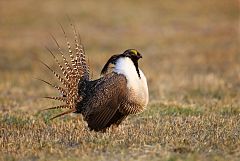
xmin=0 ymin=0 xmax=239 ymax=160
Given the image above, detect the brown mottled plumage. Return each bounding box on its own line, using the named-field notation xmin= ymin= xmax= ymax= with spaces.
xmin=41 ymin=24 xmax=149 ymax=132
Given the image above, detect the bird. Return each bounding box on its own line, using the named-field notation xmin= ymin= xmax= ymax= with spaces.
xmin=40 ymin=24 xmax=149 ymax=132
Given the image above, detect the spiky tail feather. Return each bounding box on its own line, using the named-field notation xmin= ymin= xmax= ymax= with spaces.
xmin=40 ymin=24 xmax=90 ymax=119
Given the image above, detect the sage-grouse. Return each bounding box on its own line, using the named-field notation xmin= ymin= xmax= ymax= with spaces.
xmin=40 ymin=25 xmax=149 ymax=131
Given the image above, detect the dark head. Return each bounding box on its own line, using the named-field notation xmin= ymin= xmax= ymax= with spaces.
xmin=122 ymin=49 xmax=142 ymax=61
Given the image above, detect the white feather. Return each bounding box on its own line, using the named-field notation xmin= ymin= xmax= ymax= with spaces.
xmin=113 ymin=57 xmax=149 ymax=106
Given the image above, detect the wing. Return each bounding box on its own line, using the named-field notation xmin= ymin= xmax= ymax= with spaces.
xmin=83 ymin=73 xmax=127 ymax=131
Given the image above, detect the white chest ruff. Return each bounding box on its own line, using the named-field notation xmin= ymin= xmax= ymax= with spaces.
xmin=113 ymin=57 xmax=149 ymax=107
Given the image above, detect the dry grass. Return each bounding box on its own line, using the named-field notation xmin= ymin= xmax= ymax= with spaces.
xmin=1 ymin=105 xmax=240 ymax=161
xmin=0 ymin=0 xmax=239 ymax=160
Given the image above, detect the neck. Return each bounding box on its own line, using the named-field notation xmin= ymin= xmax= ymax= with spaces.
xmin=101 ymin=55 xmax=118 ymax=75
xmin=133 ymin=60 xmax=141 ymax=79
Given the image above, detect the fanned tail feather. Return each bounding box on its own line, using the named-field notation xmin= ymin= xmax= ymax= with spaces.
xmin=46 ymin=47 xmax=70 ymax=81
xmin=50 ymin=34 xmax=74 ymax=81
xmin=43 ymin=96 xmax=67 ymax=102
xmin=39 ymin=60 xmax=69 ymax=88
xmin=41 ymin=105 xmax=70 ymax=111
xmin=36 ymin=78 xmax=67 ymax=96
xmin=69 ymin=21 xmax=90 ymax=79
xmin=60 ymin=24 xmax=78 ymax=77
xmin=40 ymin=23 xmax=89 ymax=119
xmin=50 ymin=108 xmax=76 ymax=120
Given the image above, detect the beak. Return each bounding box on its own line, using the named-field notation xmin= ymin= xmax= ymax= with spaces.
xmin=138 ymin=54 xmax=142 ymax=59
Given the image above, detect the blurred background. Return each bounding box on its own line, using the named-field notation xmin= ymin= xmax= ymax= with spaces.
xmin=0 ymin=0 xmax=239 ymax=112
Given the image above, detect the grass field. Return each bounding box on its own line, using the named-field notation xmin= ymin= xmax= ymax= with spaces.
xmin=0 ymin=0 xmax=239 ymax=160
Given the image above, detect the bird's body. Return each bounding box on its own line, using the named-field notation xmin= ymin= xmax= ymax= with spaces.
xmin=41 ymin=26 xmax=149 ymax=132
xmin=76 ymin=57 xmax=148 ymax=131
